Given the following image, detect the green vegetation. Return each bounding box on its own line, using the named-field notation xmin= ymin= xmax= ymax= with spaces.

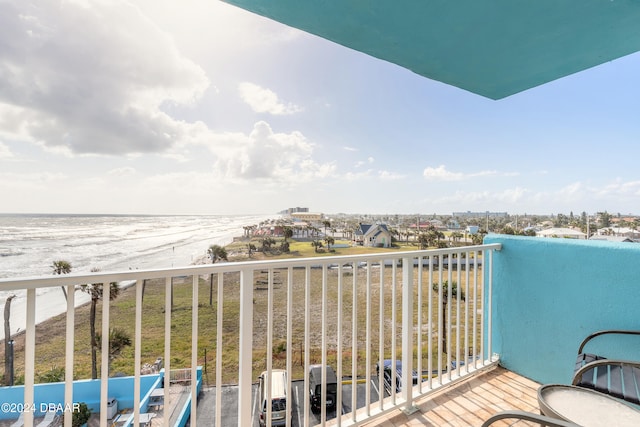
xmin=72 ymin=402 xmax=91 ymax=427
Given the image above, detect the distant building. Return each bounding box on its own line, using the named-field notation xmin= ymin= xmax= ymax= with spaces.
xmin=595 ymin=227 xmax=640 ymax=239
xmin=536 ymin=227 xmax=586 ymax=239
xmin=453 ymin=211 xmax=508 ymax=218
xmin=354 ymin=223 xmax=392 ymax=247
xmin=288 ymin=207 xmax=309 ymax=214
xmin=280 ymin=207 xmax=310 ymax=215
xmin=466 ymin=226 xmax=479 ymax=235
xmin=447 ymin=219 xmax=461 ymax=229
xmin=290 ymin=212 xmax=323 ymax=222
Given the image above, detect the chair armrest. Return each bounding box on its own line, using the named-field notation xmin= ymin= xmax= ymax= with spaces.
xmin=481 ymin=410 xmax=580 ymax=427
xmin=572 ymin=359 xmax=640 ymax=385
xmin=577 ymin=330 xmax=640 ymax=355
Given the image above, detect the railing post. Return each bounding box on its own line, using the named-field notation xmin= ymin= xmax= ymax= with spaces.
xmin=237 ymin=268 xmax=254 ymax=427
xmin=190 ymin=274 xmax=199 ymax=427
xmin=164 ymin=276 xmax=172 ymax=426
xmin=401 ymin=257 xmax=418 ymax=414
xmin=133 ymin=280 xmax=142 ymax=427
xmin=487 ymin=248 xmax=494 ymax=361
xmin=64 ymin=285 xmax=75 ymax=427
xmin=24 ymin=289 xmax=36 ymax=427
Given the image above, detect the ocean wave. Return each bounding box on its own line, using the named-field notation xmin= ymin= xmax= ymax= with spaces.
xmin=0 ymin=213 xmax=276 ymax=279
xmin=0 ymin=250 xmax=25 ymax=257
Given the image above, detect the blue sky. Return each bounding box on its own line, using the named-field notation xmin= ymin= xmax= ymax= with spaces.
xmin=1 ymin=0 xmax=639 ymax=216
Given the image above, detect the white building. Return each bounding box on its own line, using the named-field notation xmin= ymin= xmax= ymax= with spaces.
xmin=354 ymin=223 xmax=392 ymax=247
xmin=536 ymin=227 xmax=586 ymax=239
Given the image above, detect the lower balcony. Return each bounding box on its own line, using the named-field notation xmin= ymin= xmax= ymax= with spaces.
xmin=0 ymin=235 xmax=638 ymax=426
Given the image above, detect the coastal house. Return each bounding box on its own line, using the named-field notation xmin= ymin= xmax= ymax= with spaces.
xmin=536 ymin=227 xmax=587 ymax=239
xmin=466 ymin=225 xmax=479 ymax=235
xmin=4 ymin=3 xmax=640 ymax=427
xmin=446 ymin=218 xmax=461 ymax=230
xmin=353 ymin=223 xmax=392 ymax=247
xmin=595 ymin=226 xmax=640 ymax=239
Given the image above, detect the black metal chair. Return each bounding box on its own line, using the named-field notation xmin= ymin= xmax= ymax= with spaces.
xmin=481 ymin=410 xmax=579 ymax=427
xmin=572 ymin=329 xmax=640 ymax=405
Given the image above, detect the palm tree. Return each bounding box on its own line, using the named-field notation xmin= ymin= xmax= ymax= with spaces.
xmin=322 ymin=220 xmax=331 ymax=237
xmin=261 ymin=237 xmax=276 ymax=252
xmin=417 ymin=233 xmax=429 ymax=250
xmin=471 ymin=231 xmax=486 ymax=245
xmin=80 ymin=268 xmax=120 ymax=380
xmin=324 ymin=236 xmax=335 ymax=251
xmin=207 ymin=244 xmax=228 ymax=264
xmin=425 ymin=229 xmax=439 ymax=247
xmin=432 ymin=280 xmax=465 ymax=353
xmin=51 ymin=260 xmax=72 ymax=275
xmin=283 ymin=226 xmax=293 ymax=243
xmin=96 ymin=327 xmax=132 ymax=375
xmin=247 ymin=243 xmax=257 ymax=257
xmin=52 ymin=260 xmax=72 ymax=301
xmin=311 ymin=240 xmax=323 ymax=253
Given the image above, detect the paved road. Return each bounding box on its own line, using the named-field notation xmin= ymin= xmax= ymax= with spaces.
xmin=195 ymin=378 xmax=384 ymax=426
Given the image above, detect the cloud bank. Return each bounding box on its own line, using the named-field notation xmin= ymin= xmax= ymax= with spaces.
xmin=0 ymin=0 xmax=209 ymax=155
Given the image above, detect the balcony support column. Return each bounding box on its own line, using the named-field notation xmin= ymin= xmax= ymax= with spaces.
xmin=237 ymin=268 xmax=254 ymax=427
xmin=402 ymin=257 xmax=418 ymax=414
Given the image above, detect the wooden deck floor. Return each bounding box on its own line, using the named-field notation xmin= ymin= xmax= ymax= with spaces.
xmin=360 ymin=366 xmax=542 ymax=427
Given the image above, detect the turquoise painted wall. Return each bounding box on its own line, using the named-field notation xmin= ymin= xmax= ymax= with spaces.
xmin=484 ymin=235 xmax=640 ymax=385
xmin=0 ymin=374 xmax=160 ymax=420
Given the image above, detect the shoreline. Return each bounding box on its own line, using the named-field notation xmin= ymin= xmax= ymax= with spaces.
xmin=1 ymin=227 xmax=258 ymax=337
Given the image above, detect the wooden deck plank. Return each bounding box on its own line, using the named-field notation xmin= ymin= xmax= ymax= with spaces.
xmin=359 ymin=367 xmax=541 ymax=427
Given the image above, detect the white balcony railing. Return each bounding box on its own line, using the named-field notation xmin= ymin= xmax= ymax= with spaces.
xmin=0 ymin=243 xmax=501 ymax=427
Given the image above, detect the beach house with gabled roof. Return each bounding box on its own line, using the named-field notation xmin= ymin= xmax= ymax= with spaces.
xmin=354 ymin=223 xmax=392 ymax=247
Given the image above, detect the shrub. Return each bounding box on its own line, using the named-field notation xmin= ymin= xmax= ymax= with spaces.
xmin=72 ymin=402 xmax=91 ymax=427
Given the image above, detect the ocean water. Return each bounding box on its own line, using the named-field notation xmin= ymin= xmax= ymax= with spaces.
xmin=0 ymin=213 xmax=273 ymax=333
xmin=0 ymin=213 xmax=273 ymax=278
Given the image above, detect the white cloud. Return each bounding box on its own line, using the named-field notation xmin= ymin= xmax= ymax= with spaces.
xmin=355 ymin=156 xmax=375 ymax=168
xmin=423 ymin=165 xmax=464 ymax=181
xmin=238 ymin=82 xmax=302 ymax=115
xmin=595 ymin=179 xmax=640 ymax=199
xmin=427 ymin=187 xmax=530 ymax=209
xmin=107 ymin=167 xmax=137 ymax=177
xmin=378 ymin=170 xmax=405 ymax=180
xmin=345 ymin=169 xmax=374 ymax=181
xmin=343 ymin=146 xmax=358 ymax=152
xmin=0 ymin=142 xmax=12 ymax=159
xmin=423 ymin=165 xmax=503 ymax=181
xmin=0 ymin=171 xmax=66 ymax=190
xmin=213 ymin=121 xmax=334 ymax=183
xmin=343 ymin=168 xmax=403 ymax=182
xmin=0 ymin=0 xmax=209 ymax=155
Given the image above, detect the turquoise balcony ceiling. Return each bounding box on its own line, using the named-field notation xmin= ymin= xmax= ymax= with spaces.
xmin=222 ymin=1 xmax=640 ymax=99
